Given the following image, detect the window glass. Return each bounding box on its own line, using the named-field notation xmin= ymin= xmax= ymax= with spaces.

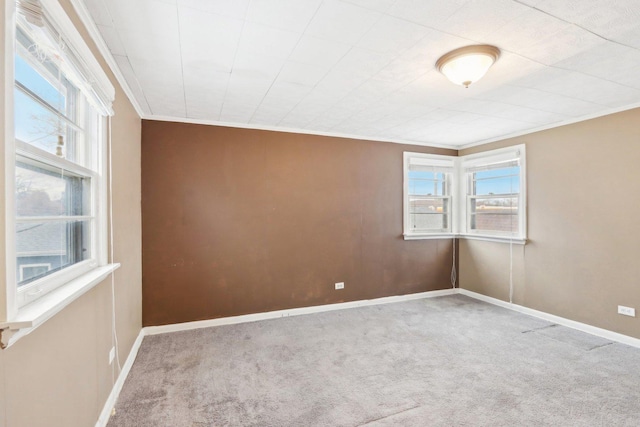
xmin=469 ymin=166 xmax=521 ymax=235
xmin=15 ymin=55 xmax=67 ymax=114
xmin=13 ymin=19 xmax=99 ymax=305
xmin=16 ymin=219 xmax=90 ymax=287
xmin=20 ymin=264 xmax=52 ymax=282
xmin=404 ymin=154 xmax=453 ymax=236
xmin=409 ymin=197 xmax=448 ymax=231
xmin=14 ymin=28 xmax=86 ymax=167
xmin=474 ymin=167 xmax=520 ymax=196
xmin=16 ymin=160 xmax=90 ymax=217
xmin=408 ymin=171 xmax=447 ymax=196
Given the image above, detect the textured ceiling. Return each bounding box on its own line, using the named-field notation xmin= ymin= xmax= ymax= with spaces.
xmin=82 ymin=0 xmax=640 ymax=148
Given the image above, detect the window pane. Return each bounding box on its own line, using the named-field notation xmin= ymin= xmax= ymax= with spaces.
xmin=470 ymin=197 xmax=519 ymax=233
xmin=409 ymin=172 xmax=447 ymax=196
xmin=474 ymin=166 xmax=519 ymax=180
xmin=473 ymin=167 xmax=520 ymax=196
xmin=15 ymin=54 xmax=67 ymax=115
xmin=14 ymin=88 xmax=81 ymax=162
xmin=410 ymin=213 xmax=448 ymax=231
xmin=16 ymin=219 xmax=91 ymax=287
xmin=471 ymin=213 xmax=519 ymax=233
xmin=473 ymin=197 xmax=518 ymax=210
xmin=16 ymin=160 xmax=90 ymax=217
xmin=20 ymin=264 xmax=51 ymax=283
xmin=409 ymin=197 xmax=449 ymax=231
xmin=409 ymin=170 xmax=439 ymax=180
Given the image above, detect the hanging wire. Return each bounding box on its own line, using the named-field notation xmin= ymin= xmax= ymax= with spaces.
xmin=508 ymin=162 xmax=516 ymax=304
xmin=451 ymin=238 xmax=457 ymax=288
xmin=108 ymin=115 xmax=122 ymax=373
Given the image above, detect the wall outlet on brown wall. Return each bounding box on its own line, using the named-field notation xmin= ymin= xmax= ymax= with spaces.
xmin=335 ymin=282 xmax=345 ymax=290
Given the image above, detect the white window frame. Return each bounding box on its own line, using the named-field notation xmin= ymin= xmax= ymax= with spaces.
xmin=19 ymin=263 xmax=52 ymax=282
xmin=459 ymin=145 xmax=526 ymax=243
xmin=1 ymin=0 xmax=118 ymax=349
xmin=403 ymin=152 xmax=457 ymax=240
xmin=403 ymin=145 xmax=526 ymax=244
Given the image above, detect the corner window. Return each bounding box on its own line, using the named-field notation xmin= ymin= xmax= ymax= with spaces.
xmin=403 ymin=145 xmax=526 ymax=243
xmin=461 ymin=145 xmax=526 ymax=241
xmin=403 ymin=153 xmax=455 ymax=239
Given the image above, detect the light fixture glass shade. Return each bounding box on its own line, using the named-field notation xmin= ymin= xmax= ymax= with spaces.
xmin=436 ymin=45 xmax=500 ymax=88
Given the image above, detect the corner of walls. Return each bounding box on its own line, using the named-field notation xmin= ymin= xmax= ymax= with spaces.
xmin=141 ymin=121 xmax=457 ymax=326
xmin=0 ymin=1 xmax=143 ymax=426
xmin=458 ymin=107 xmax=640 ymax=340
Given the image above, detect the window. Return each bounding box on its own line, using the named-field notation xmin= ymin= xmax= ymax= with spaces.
xmin=461 ymin=145 xmax=526 ymax=241
xmin=8 ymin=0 xmax=115 ymax=310
xmin=19 ymin=263 xmax=52 ymax=282
xmin=403 ymin=153 xmax=455 ymax=239
xmin=403 ymin=145 xmax=526 ymax=242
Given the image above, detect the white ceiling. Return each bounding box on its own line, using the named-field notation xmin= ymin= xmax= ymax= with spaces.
xmin=81 ymin=0 xmax=640 ymax=148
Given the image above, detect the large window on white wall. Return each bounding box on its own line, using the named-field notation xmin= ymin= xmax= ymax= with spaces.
xmin=2 ymin=0 xmax=115 ymax=347
xmin=403 ymin=145 xmax=526 ymax=243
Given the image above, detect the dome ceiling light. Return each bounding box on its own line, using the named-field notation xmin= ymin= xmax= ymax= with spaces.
xmin=436 ymin=45 xmax=501 ymax=88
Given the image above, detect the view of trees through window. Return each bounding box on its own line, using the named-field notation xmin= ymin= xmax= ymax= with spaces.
xmin=14 ymin=25 xmax=92 ymax=288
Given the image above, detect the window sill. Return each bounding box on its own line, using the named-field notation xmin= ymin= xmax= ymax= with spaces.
xmin=459 ymin=234 xmax=527 ymax=245
xmin=403 ymin=233 xmax=527 ymax=245
xmin=403 ymin=233 xmax=455 ymax=240
xmin=0 ymin=263 xmax=120 ymax=349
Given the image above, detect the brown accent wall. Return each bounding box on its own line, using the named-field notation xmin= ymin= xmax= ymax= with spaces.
xmin=142 ymin=121 xmax=456 ymax=326
xmin=459 ymin=108 xmax=640 ymax=340
xmin=0 ymin=1 xmax=142 ymax=426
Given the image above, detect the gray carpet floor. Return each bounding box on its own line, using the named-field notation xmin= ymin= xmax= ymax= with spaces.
xmin=108 ymin=295 xmax=640 ymax=426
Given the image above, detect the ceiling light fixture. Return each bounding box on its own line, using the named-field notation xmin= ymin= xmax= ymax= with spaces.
xmin=436 ymin=45 xmax=500 ymax=88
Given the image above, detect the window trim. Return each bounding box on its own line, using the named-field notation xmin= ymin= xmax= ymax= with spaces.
xmin=13 ymin=21 xmax=103 ymax=308
xmin=403 ymin=152 xmax=457 ymax=239
xmin=403 ymin=145 xmax=526 ymax=243
xmin=459 ymin=144 xmax=527 ymax=241
xmin=19 ymin=262 xmax=52 ymax=282
xmin=1 ymin=0 xmax=115 ymax=347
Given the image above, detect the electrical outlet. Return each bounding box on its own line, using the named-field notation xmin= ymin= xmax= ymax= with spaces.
xmin=618 ymin=306 xmax=636 ymax=317
xmin=109 ymin=347 xmax=115 ymax=364
xmin=335 ymin=282 xmax=344 ymax=290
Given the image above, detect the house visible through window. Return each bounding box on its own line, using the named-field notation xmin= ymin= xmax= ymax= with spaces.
xmin=19 ymin=263 xmax=51 ymax=282
xmin=13 ymin=11 xmax=106 ymax=307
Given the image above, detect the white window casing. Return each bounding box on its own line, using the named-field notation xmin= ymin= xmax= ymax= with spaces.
xmin=403 ymin=152 xmax=457 ymax=239
xmin=459 ymin=144 xmax=526 ymax=242
xmin=1 ymin=0 xmax=118 ymax=349
xmin=403 ymin=145 xmax=526 ymax=243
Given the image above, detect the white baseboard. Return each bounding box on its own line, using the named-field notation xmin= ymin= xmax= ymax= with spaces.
xmin=458 ymin=288 xmax=640 ymax=349
xmin=95 ymin=329 xmax=145 ymax=427
xmin=145 ymin=288 xmax=458 ymax=336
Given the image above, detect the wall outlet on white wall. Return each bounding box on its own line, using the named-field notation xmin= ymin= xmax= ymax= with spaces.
xmin=617 ymin=306 xmax=636 ymax=317
xmin=335 ymin=282 xmax=344 ymax=290
xmin=109 ymin=347 xmax=115 ymax=364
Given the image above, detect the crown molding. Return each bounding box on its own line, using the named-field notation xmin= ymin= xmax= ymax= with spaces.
xmin=69 ymin=0 xmax=147 ymax=118
xmin=144 ymin=115 xmax=461 ymax=151
xmin=67 ymin=0 xmax=640 ymax=153
xmin=458 ymin=101 xmax=640 ymax=150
